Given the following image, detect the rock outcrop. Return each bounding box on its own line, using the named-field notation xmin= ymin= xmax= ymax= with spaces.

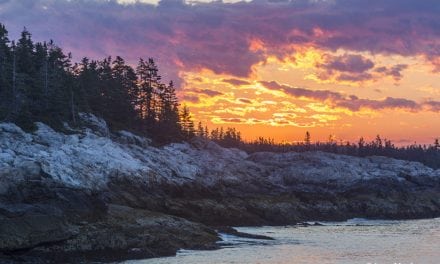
xmin=1 ymin=118 xmax=439 ymax=262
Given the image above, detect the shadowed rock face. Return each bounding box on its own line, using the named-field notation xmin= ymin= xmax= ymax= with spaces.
xmin=1 ymin=119 xmax=440 ymax=262
xmin=9 ymin=204 xmax=219 ymax=263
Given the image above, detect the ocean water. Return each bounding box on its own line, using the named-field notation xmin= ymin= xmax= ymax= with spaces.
xmin=125 ymin=218 xmax=440 ymax=264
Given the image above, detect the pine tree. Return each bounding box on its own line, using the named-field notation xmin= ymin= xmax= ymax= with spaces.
xmin=304 ymin=131 xmax=311 ymax=147
xmin=375 ymin=135 xmax=383 ymax=149
xmin=12 ymin=28 xmax=37 ymax=128
xmin=197 ymin=121 xmax=204 ymax=137
xmin=109 ymin=56 xmax=137 ymax=129
xmin=187 ymin=119 xmax=195 ymax=138
xmin=211 ymin=128 xmax=219 ymax=141
xmin=11 ymin=41 xmax=17 ymax=119
xmin=34 ymin=41 xmax=49 ymax=114
xmin=136 ymin=58 xmax=161 ymax=130
xmin=204 ymin=126 xmax=209 ymax=139
xmin=97 ymin=56 xmax=113 ymax=120
xmin=150 ymin=80 xmax=180 ymax=142
xmin=75 ymin=57 xmax=100 ymax=114
xmin=0 ymin=24 xmax=201 ymax=144
xmin=46 ymin=41 xmax=74 ymax=126
xmin=180 ymin=105 xmax=194 ymax=139
xmin=0 ymin=23 xmax=11 ymax=120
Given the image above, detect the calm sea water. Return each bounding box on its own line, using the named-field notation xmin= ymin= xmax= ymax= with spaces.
xmin=125 ymin=218 xmax=440 ymax=264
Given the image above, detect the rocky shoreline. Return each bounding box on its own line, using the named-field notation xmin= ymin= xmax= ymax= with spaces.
xmin=1 ymin=117 xmax=440 ymax=263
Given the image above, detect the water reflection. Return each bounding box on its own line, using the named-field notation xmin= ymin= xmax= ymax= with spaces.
xmin=124 ymin=218 xmax=440 ymax=264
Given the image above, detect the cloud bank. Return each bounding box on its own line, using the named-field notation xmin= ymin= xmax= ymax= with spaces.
xmin=2 ymin=0 xmax=440 ymax=84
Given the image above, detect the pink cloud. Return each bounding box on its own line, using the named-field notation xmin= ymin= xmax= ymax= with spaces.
xmin=1 ymin=0 xmax=440 ymax=85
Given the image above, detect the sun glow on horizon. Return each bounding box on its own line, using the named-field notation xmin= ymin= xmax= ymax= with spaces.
xmin=3 ymin=0 xmax=439 ymax=145
xmin=179 ymin=47 xmax=440 ymax=145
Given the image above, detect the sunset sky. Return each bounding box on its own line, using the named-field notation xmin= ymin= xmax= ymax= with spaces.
xmin=1 ymin=0 xmax=440 ymax=144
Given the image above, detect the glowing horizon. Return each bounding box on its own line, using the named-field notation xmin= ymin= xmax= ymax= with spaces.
xmin=1 ymin=0 xmax=439 ymax=144
xmin=179 ymin=48 xmax=440 ymax=145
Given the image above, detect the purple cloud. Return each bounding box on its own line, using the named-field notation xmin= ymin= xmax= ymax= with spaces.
xmin=316 ymin=54 xmax=379 ymax=82
xmin=337 ymin=96 xmax=419 ymax=112
xmin=319 ymin=54 xmax=374 ymax=74
xmin=316 ymin=54 xmax=409 ymax=82
xmin=424 ymin=100 xmax=440 ymax=111
xmin=375 ymin=64 xmax=408 ymax=81
xmin=261 ymin=81 xmax=344 ymax=101
xmin=222 ymin=78 xmax=251 ymax=86
xmin=260 ymin=80 xmax=439 ymax=112
xmin=194 ymin=89 xmax=224 ymax=97
xmin=336 ymin=72 xmax=373 ymax=82
xmin=182 ymin=95 xmax=200 ymax=103
xmin=1 ymin=0 xmax=440 ymax=85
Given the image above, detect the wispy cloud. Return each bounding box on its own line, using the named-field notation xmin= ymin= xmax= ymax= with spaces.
xmin=222 ymin=78 xmax=251 ymax=86
xmin=260 ymin=80 xmax=439 ymax=112
xmin=375 ymin=64 xmax=408 ymax=81
xmin=193 ymin=89 xmax=224 ymax=97
xmin=182 ymin=94 xmax=200 ymax=103
xmin=238 ymin=98 xmax=253 ymax=104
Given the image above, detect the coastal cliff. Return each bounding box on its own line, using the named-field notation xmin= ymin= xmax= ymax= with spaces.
xmin=1 ymin=116 xmax=439 ymax=262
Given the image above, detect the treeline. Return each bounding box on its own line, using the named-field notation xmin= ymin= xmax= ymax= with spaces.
xmin=244 ymin=134 xmax=440 ymax=169
xmin=1 ymin=25 xmax=439 ymax=168
xmin=0 ymin=25 xmax=195 ymax=143
xmin=196 ymin=126 xmax=440 ymax=169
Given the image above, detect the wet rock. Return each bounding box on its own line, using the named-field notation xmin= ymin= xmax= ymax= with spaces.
xmin=216 ymin=226 xmax=274 ymax=240
xmin=16 ymin=205 xmax=219 ymax=263
xmin=296 ymin=222 xmax=324 ymax=227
